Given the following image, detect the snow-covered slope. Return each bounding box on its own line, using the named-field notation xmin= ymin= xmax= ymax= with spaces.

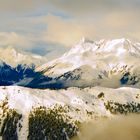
xmin=1 ymin=86 xmax=140 ymax=139
xmin=37 ymin=38 xmax=140 ymax=88
xmin=0 ymin=46 xmax=47 ymax=67
xmin=2 ymin=86 xmax=140 ymax=115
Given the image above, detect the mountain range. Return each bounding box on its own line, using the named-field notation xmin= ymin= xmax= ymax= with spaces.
xmin=35 ymin=38 xmax=140 ymax=89
xmin=1 ymin=38 xmax=140 ymax=140
xmin=0 ymin=38 xmax=140 ymax=89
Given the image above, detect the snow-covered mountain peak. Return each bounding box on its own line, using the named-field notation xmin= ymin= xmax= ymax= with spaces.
xmin=64 ymin=38 xmax=140 ymax=58
xmin=65 ymin=38 xmax=97 ymax=56
xmin=79 ymin=37 xmax=94 ymax=44
xmin=0 ymin=46 xmax=47 ymax=67
xmin=100 ymin=38 xmax=131 ymax=51
xmin=5 ymin=45 xmax=17 ymax=53
xmin=38 ymin=38 xmax=140 ymax=80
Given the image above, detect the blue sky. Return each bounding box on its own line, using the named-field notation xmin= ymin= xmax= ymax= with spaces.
xmin=0 ymin=0 xmax=140 ymax=59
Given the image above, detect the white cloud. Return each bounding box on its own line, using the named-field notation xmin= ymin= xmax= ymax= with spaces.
xmin=48 ymin=0 xmax=140 ymax=17
xmin=42 ymin=14 xmax=97 ymax=46
xmin=0 ymin=32 xmax=32 ymax=47
xmin=0 ymin=0 xmax=140 ymax=52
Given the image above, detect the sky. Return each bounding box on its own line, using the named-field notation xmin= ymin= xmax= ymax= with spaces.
xmin=0 ymin=0 xmax=140 ymax=59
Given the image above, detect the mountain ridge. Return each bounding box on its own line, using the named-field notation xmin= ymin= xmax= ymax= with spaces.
xmin=35 ymin=38 xmax=140 ymax=89
xmin=0 ymin=38 xmax=140 ymax=89
xmin=38 ymin=38 xmax=140 ymax=76
xmin=0 ymin=46 xmax=47 ymax=67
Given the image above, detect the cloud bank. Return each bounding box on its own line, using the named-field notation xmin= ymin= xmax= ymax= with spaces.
xmin=0 ymin=32 xmax=31 ymax=48
xmin=0 ymin=0 xmax=140 ymax=57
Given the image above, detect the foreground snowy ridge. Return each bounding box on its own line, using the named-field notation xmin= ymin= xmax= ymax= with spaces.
xmin=1 ymin=86 xmax=140 ymax=139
